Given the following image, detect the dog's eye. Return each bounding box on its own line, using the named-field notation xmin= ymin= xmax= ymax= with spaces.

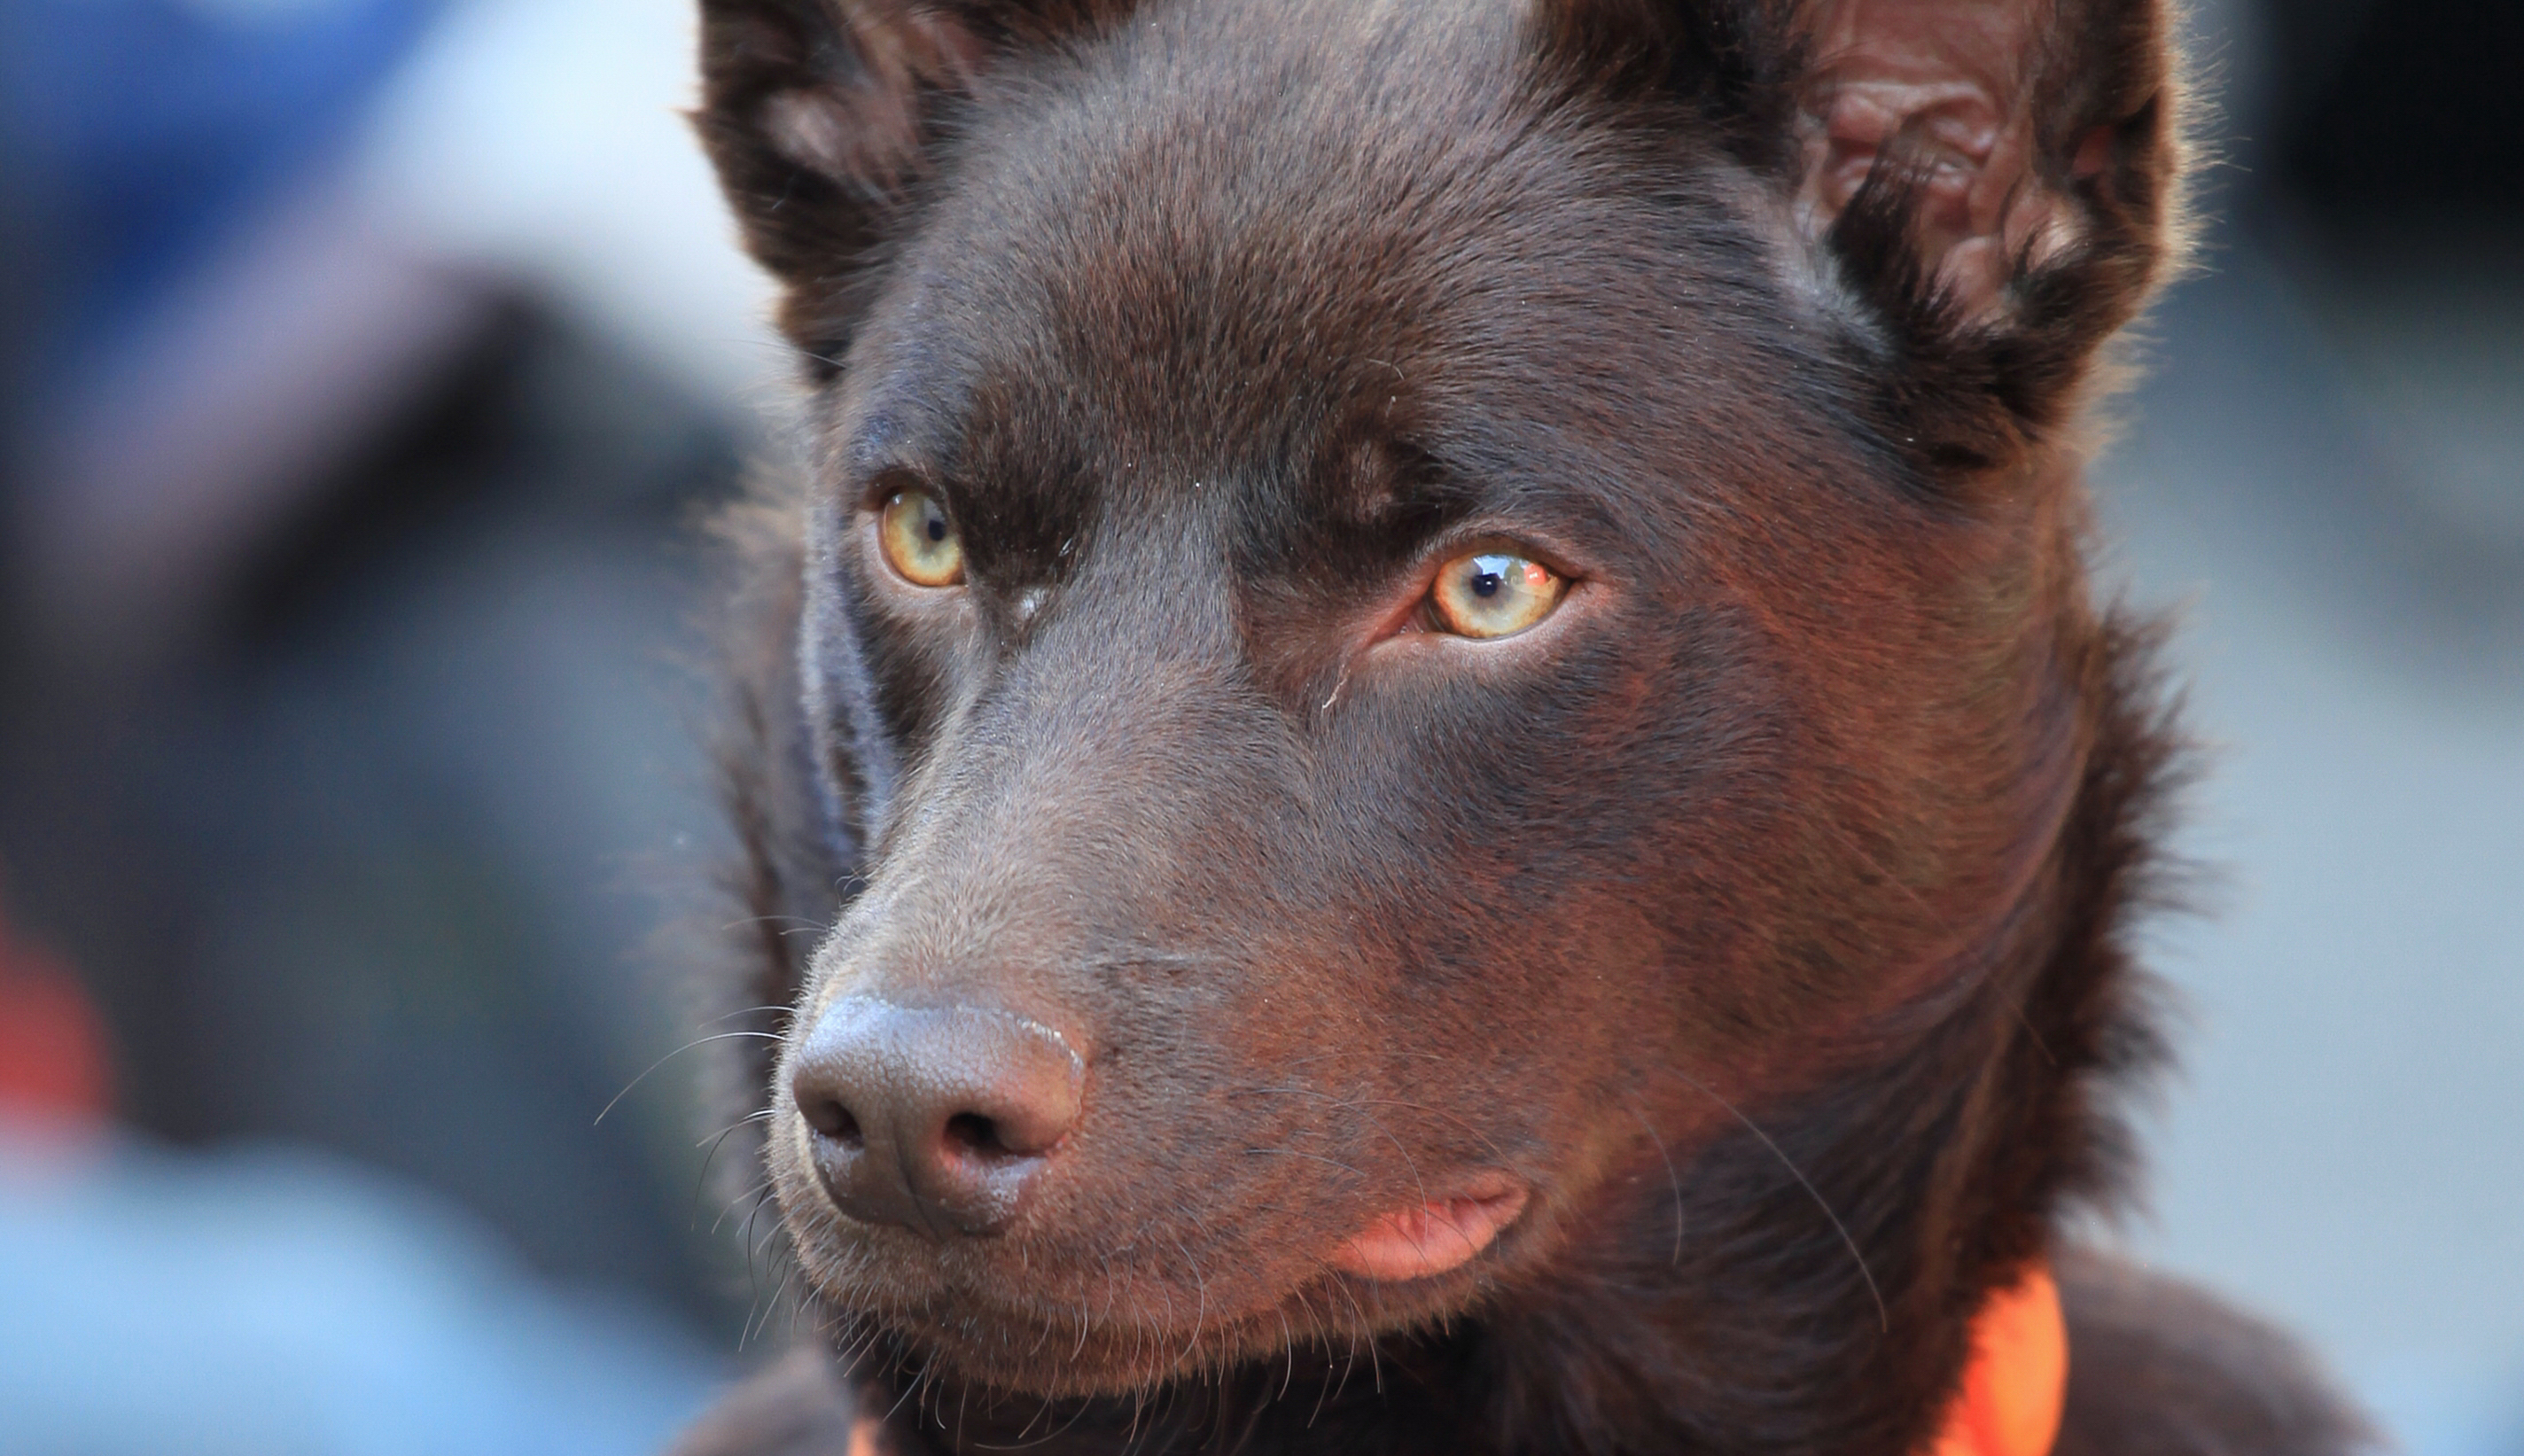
xmin=1430 ymin=551 xmax=1566 ymax=639
xmin=877 ymin=489 xmax=965 ymax=588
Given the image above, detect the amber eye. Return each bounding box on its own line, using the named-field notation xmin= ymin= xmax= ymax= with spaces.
xmin=1430 ymin=551 xmax=1566 ymax=639
xmin=876 ymin=488 xmax=964 ymax=588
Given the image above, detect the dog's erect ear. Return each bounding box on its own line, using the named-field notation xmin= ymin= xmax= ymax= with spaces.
xmin=694 ymin=1 xmax=1126 ymax=354
xmin=1545 ymin=0 xmax=2186 ymax=474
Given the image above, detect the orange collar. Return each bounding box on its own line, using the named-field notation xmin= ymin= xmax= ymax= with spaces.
xmin=1932 ymin=1263 xmax=2068 ymax=1456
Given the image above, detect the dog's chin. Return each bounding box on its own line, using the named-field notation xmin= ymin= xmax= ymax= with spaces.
xmin=833 ymin=1263 xmax=1519 ymax=1401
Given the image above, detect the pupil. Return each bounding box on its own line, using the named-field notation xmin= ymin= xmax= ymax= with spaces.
xmin=924 ymin=514 xmax=947 ymax=543
xmin=1472 ymin=570 xmax=1501 ymax=598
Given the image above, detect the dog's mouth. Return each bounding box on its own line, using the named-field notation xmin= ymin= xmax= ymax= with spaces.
xmin=767 ymin=991 xmax=1550 ymax=1393
xmin=1328 ymin=1172 xmax=1531 ymax=1281
xmin=778 ymin=1140 xmax=1540 ymax=1396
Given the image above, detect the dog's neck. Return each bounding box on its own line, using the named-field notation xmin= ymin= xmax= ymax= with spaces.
xmin=833 ymin=588 xmax=2173 ymax=1456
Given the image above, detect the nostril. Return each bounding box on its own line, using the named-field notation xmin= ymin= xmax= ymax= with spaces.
xmin=943 ymin=1111 xmax=1007 ymax=1159
xmin=800 ymin=1094 xmax=862 ymax=1148
xmin=787 ymin=999 xmax=1081 ymax=1234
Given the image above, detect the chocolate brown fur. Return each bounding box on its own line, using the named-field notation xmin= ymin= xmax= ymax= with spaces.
xmin=675 ymin=3 xmax=2376 ymax=1452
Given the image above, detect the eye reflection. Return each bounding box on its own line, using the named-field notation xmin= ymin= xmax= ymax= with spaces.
xmin=1430 ymin=551 xmax=1565 ymax=639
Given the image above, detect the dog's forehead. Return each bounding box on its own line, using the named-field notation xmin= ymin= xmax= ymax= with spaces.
xmin=843 ymin=0 xmax=1773 ymax=527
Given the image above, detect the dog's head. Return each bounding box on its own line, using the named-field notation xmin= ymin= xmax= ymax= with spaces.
xmin=697 ymin=0 xmax=2183 ymax=1400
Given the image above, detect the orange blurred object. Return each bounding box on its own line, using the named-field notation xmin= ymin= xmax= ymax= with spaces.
xmin=1934 ymin=1262 xmax=2069 ymax=1456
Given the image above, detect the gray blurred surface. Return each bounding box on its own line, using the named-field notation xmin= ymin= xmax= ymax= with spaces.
xmin=0 ymin=1119 xmax=720 ymax=1456
xmin=2093 ymin=224 xmax=2524 ymax=1453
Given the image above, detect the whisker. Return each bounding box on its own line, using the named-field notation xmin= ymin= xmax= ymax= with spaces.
xmin=721 ymin=915 xmax=832 ymax=934
xmin=1167 ymin=1234 xmax=1210 ymax=1371
xmin=699 ymin=1003 xmax=794 ymax=1027
xmin=1661 ymin=1065 xmax=1889 ymax=1332
xmin=690 ymin=1109 xmax=776 ymax=1227
xmin=596 ymin=1030 xmax=782 ymax=1125
xmin=1622 ymin=1093 xmax=1687 ymax=1267
xmin=1240 ymin=1148 xmax=1365 ymax=1180
xmin=694 ymin=1107 xmax=778 ymax=1149
xmin=877 ymin=1351 xmax=928 ymax=1429
xmin=1273 ymin=1296 xmax=1297 ymax=1405
xmin=711 ymin=1175 xmax=773 ymax=1238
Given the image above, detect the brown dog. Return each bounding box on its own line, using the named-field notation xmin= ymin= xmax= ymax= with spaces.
xmin=674 ymin=2 xmax=2376 ymax=1452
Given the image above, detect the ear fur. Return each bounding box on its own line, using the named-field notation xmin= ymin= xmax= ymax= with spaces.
xmin=693 ymin=0 xmax=1131 ymax=359
xmin=704 ymin=0 xmax=2186 ymax=471
xmin=1540 ymin=0 xmax=2190 ymax=479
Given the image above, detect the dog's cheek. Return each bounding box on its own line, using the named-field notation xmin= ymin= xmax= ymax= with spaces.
xmin=1319 ymin=573 xmax=1935 ymax=1159
xmin=1278 ymin=627 xmax=1716 ymax=1164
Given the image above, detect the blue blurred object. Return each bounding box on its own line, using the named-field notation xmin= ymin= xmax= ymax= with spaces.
xmin=0 ymin=1118 xmax=725 ymax=1456
xmin=0 ymin=0 xmax=442 ymax=386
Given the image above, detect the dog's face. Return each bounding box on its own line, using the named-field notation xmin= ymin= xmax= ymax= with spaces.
xmin=698 ymin=0 xmax=2178 ymax=1399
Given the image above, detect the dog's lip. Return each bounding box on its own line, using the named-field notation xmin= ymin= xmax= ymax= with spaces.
xmin=1328 ymin=1172 xmax=1530 ymax=1282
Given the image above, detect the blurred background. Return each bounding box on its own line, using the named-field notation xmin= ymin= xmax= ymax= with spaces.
xmin=0 ymin=1 xmax=2515 ymax=1452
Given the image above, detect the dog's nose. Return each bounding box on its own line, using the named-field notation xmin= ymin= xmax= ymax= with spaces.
xmin=789 ymin=997 xmax=1083 ymax=1236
